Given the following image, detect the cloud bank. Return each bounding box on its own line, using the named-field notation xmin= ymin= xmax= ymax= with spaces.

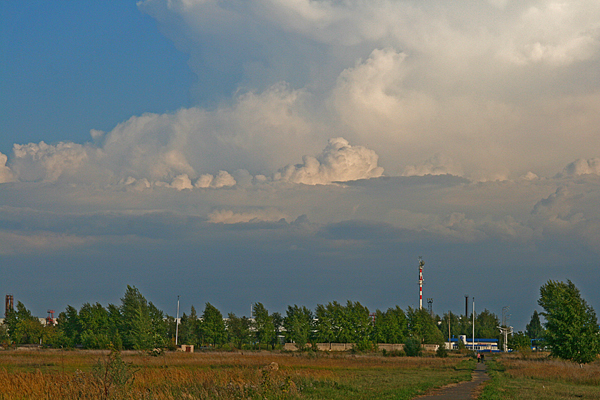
xmin=136 ymin=0 xmax=600 ymax=178
xmin=2 ymin=0 xmax=600 ymax=329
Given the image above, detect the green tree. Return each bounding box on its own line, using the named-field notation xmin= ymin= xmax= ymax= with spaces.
xmin=227 ymin=313 xmax=252 ymax=349
xmin=345 ymin=301 xmax=372 ymax=345
xmin=314 ymin=301 xmax=372 ymax=344
xmin=200 ymin=303 xmax=226 ymax=347
xmin=177 ymin=305 xmax=201 ymax=346
xmin=271 ymin=312 xmax=283 ymax=349
xmin=538 ymin=280 xmax=600 ymax=364
xmin=438 ymin=311 xmax=461 ymax=343
xmin=252 ymin=303 xmax=275 ymax=349
xmin=0 ymin=324 xmax=10 ymax=346
xmin=79 ymin=303 xmax=111 ymax=349
xmin=119 ymin=286 xmax=165 ymax=350
xmin=106 ymin=304 xmax=123 ymax=350
xmin=509 ymin=331 xmax=531 ymax=351
xmin=407 ymin=307 xmax=443 ymax=344
xmin=4 ymin=301 xmax=43 ymax=345
xmin=373 ymin=306 xmax=408 ymax=344
xmin=178 ymin=312 xmax=195 ymax=346
xmin=525 ymin=310 xmax=544 ymax=339
xmin=283 ymin=305 xmax=314 ymax=350
xmin=475 ymin=309 xmax=500 ymax=340
xmin=57 ymin=305 xmax=81 ymax=347
xmin=148 ymin=302 xmax=167 ymax=348
xmin=314 ymin=303 xmax=336 ymax=343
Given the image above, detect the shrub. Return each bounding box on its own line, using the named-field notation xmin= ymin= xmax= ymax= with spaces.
xmin=92 ymin=350 xmax=137 ymax=398
xmin=436 ymin=344 xmax=448 ymax=358
xmin=404 ymin=338 xmax=422 ymax=357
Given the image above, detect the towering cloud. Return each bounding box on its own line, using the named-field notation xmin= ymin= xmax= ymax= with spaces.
xmin=137 ymin=0 xmax=600 ymax=179
xmin=274 ymin=137 xmax=383 ymax=185
xmin=10 ymin=142 xmax=92 ymax=183
xmin=0 ymin=152 xmax=14 ymax=183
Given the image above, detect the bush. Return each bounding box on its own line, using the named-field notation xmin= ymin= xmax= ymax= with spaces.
xmin=436 ymin=344 xmax=448 ymax=358
xmin=353 ymin=340 xmax=377 ymax=353
xmin=92 ymin=350 xmax=137 ymax=398
xmin=382 ymin=349 xmax=405 ymax=357
xmin=404 ymin=338 xmax=422 ymax=357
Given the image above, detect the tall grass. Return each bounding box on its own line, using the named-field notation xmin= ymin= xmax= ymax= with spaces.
xmin=501 ymin=354 xmax=600 ymax=386
xmin=0 ymin=350 xmax=469 ymax=399
xmin=480 ymin=353 xmax=600 ymax=400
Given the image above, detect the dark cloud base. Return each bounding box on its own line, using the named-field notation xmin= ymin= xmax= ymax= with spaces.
xmin=2 ymin=217 xmax=598 ymax=331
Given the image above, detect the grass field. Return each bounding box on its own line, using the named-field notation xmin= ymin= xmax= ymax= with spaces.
xmin=0 ymin=349 xmax=473 ymax=400
xmin=480 ymin=352 xmax=600 ymax=400
xmin=2 ymin=349 xmax=599 ymax=399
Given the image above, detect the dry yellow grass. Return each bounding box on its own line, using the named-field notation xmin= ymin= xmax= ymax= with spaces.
xmin=0 ymin=350 xmax=468 ymax=400
xmin=479 ymin=353 xmax=600 ymax=400
xmin=0 ymin=351 xmax=304 ymax=399
xmin=499 ymin=353 xmax=600 ymax=386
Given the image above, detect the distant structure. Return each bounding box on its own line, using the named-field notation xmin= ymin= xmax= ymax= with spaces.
xmin=5 ymin=294 xmax=13 ymax=318
xmin=46 ymin=310 xmax=56 ymax=326
xmin=418 ymin=257 xmax=425 ymax=309
xmin=446 ymin=335 xmax=499 ymax=352
xmin=427 ymin=298 xmax=433 ymax=317
xmin=465 ymin=295 xmax=469 ymax=318
xmin=499 ymin=306 xmax=513 ymax=352
xmin=369 ymin=312 xmax=377 ymax=324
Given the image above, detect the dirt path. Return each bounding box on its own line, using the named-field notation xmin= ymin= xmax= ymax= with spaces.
xmin=414 ymin=361 xmax=490 ymax=400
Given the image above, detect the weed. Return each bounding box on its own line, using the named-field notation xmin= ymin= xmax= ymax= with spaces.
xmin=91 ymin=350 xmax=137 ymax=399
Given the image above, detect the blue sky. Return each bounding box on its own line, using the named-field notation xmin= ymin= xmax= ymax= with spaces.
xmin=1 ymin=0 xmax=600 ymax=331
xmin=0 ymin=1 xmax=192 ymax=154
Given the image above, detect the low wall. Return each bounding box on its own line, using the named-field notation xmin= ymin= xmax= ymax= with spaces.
xmin=283 ymin=343 xmax=406 ymax=352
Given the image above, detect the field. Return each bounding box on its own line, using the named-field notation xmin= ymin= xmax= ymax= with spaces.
xmin=480 ymin=352 xmax=600 ymax=400
xmin=0 ymin=349 xmax=473 ymax=400
xmin=1 ymin=350 xmax=599 ymax=399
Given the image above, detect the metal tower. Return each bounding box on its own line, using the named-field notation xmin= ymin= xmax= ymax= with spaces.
xmin=427 ymin=298 xmax=433 ymax=317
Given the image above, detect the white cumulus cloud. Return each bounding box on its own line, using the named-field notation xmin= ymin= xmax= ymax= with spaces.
xmin=10 ymin=141 xmax=92 ymax=182
xmin=0 ymin=152 xmax=15 ymax=183
xmin=274 ymin=137 xmax=383 ymax=185
xmin=560 ymin=158 xmax=600 ymax=176
xmin=195 ymin=171 xmax=236 ymax=188
xmin=208 ymin=208 xmax=287 ymax=224
xmin=402 ymin=154 xmax=463 ymax=177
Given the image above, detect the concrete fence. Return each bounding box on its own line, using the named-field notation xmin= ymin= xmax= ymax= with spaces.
xmin=283 ymin=342 xmax=440 ymax=352
xmin=283 ymin=343 xmax=407 ymax=352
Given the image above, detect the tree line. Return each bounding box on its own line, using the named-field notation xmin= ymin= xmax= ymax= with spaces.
xmin=2 ymin=281 xmax=598 ymax=363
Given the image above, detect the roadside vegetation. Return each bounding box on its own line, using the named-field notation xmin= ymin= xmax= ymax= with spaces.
xmin=0 ymin=350 xmax=473 ymax=400
xmin=1 ymin=279 xmax=599 ymax=399
xmin=480 ymin=352 xmax=600 ymax=400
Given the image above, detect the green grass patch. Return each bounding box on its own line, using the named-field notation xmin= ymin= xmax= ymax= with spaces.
xmin=300 ymin=361 xmax=474 ymax=400
xmin=480 ymin=354 xmax=600 ymax=400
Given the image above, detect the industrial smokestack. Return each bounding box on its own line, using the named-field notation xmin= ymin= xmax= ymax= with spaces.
xmin=465 ymin=295 xmax=469 ymax=318
xmin=5 ymin=294 xmax=14 ymax=318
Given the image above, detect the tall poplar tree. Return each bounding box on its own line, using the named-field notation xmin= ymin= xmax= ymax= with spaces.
xmin=538 ymin=280 xmax=600 ymax=364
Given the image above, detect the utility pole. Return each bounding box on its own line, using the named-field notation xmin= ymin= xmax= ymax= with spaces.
xmin=499 ymin=306 xmax=512 ymax=352
xmin=419 ymin=257 xmax=425 ymax=309
xmin=472 ymin=297 xmax=475 ymax=351
xmin=175 ymin=295 xmax=180 ymax=346
xmin=448 ymin=312 xmax=451 ymax=350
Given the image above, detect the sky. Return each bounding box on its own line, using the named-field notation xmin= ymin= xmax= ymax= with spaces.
xmin=1 ymin=0 xmax=599 ymax=331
